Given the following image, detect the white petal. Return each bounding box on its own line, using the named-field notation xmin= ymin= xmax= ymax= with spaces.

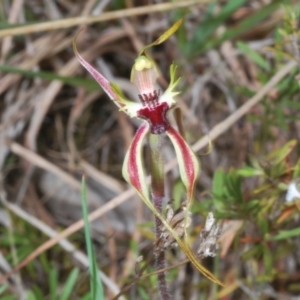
xmin=286 ymin=182 xmax=300 ymax=202
xmin=205 ymin=212 xmax=215 ymax=231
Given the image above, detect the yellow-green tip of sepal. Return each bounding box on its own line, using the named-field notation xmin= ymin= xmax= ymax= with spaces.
xmin=139 ymin=19 xmax=183 ymax=55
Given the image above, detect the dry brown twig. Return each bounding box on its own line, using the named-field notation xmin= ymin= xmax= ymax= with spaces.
xmin=0 ymin=0 xmax=213 ymax=38
xmin=0 ymin=0 xmax=24 ymax=60
xmin=0 ymin=58 xmax=297 ymax=285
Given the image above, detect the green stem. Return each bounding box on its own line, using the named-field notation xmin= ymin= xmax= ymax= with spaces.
xmin=148 ymin=134 xmax=170 ymax=300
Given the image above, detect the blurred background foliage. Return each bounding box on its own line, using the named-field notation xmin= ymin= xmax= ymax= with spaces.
xmin=0 ymin=0 xmax=300 ymax=299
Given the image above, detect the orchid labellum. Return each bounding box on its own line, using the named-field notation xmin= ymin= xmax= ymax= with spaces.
xmin=73 ymin=20 xmax=222 ymax=286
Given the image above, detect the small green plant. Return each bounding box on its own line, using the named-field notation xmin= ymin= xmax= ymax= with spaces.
xmin=196 ymin=139 xmax=300 ymax=292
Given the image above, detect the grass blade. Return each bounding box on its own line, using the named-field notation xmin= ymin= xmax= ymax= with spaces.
xmin=237 ymin=41 xmax=271 ymax=71
xmin=49 ymin=265 xmax=58 ymax=300
xmin=60 ymin=268 xmax=79 ymax=300
xmin=81 ymin=176 xmax=104 ymax=300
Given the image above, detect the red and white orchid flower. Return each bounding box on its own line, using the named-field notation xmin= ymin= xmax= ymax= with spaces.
xmin=73 ymin=20 xmax=199 ymax=207
xmin=73 ymin=20 xmax=222 ymax=285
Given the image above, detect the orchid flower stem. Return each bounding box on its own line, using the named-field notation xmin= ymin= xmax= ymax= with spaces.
xmin=148 ymin=133 xmax=170 ymax=300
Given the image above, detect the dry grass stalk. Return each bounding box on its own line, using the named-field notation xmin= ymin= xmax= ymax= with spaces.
xmin=0 ymin=0 xmax=213 ymax=38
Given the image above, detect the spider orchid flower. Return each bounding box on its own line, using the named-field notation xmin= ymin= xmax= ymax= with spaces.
xmin=73 ymin=21 xmax=222 ymax=285
xmin=73 ymin=19 xmax=198 ymax=206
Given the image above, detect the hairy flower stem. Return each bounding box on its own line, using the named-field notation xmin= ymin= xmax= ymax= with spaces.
xmin=149 ymin=134 xmax=170 ymax=300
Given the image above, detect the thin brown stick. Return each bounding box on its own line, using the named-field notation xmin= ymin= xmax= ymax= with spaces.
xmin=0 ymin=59 xmax=297 ymax=284
xmin=0 ymin=0 xmax=24 ymax=60
xmin=140 ymin=258 xmax=189 ymax=280
xmin=0 ymin=0 xmax=211 ymax=38
xmin=9 ymin=142 xmax=81 ymax=190
xmin=111 ymin=253 xmax=155 ymax=300
xmin=112 ymin=257 xmax=190 ymax=300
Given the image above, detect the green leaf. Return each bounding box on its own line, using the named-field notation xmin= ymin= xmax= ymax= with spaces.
xmin=173 ymin=180 xmax=186 ymax=208
xmin=49 ymin=265 xmax=58 ymax=300
xmin=265 ymin=139 xmax=297 ymax=166
xmin=237 ymin=41 xmax=270 ymax=71
xmin=0 ymin=284 xmax=8 ymax=296
xmin=0 ymin=296 xmax=15 ymax=300
xmin=212 ymin=168 xmax=225 ymax=198
xmin=237 ymin=166 xmax=264 ymax=177
xmin=60 ymin=268 xmax=79 ymax=300
xmin=138 ymin=286 xmax=151 ymax=300
xmin=26 ymin=291 xmax=37 ymax=300
xmin=258 ymin=217 xmax=269 ymax=236
xmin=199 ymin=0 xmax=290 ymax=55
xmin=185 ymin=0 xmax=246 ymax=56
xmin=293 ymin=157 xmax=300 ymax=178
xmin=268 ymin=227 xmax=300 ymax=240
xmin=242 ymin=244 xmax=263 ymax=260
xmin=32 ymin=286 xmax=44 ymax=299
xmin=81 ymin=293 xmax=92 ymax=300
xmin=281 ymin=99 xmax=300 ymax=110
xmin=262 ymin=243 xmax=273 ymax=276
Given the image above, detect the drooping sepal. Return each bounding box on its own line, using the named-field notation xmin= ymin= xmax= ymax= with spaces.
xmin=122 ymin=122 xmax=150 ymax=200
xmin=139 ymin=19 xmax=183 ymax=55
xmin=166 ymin=126 xmax=200 ymax=203
xmin=73 ymin=31 xmax=120 ymax=104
